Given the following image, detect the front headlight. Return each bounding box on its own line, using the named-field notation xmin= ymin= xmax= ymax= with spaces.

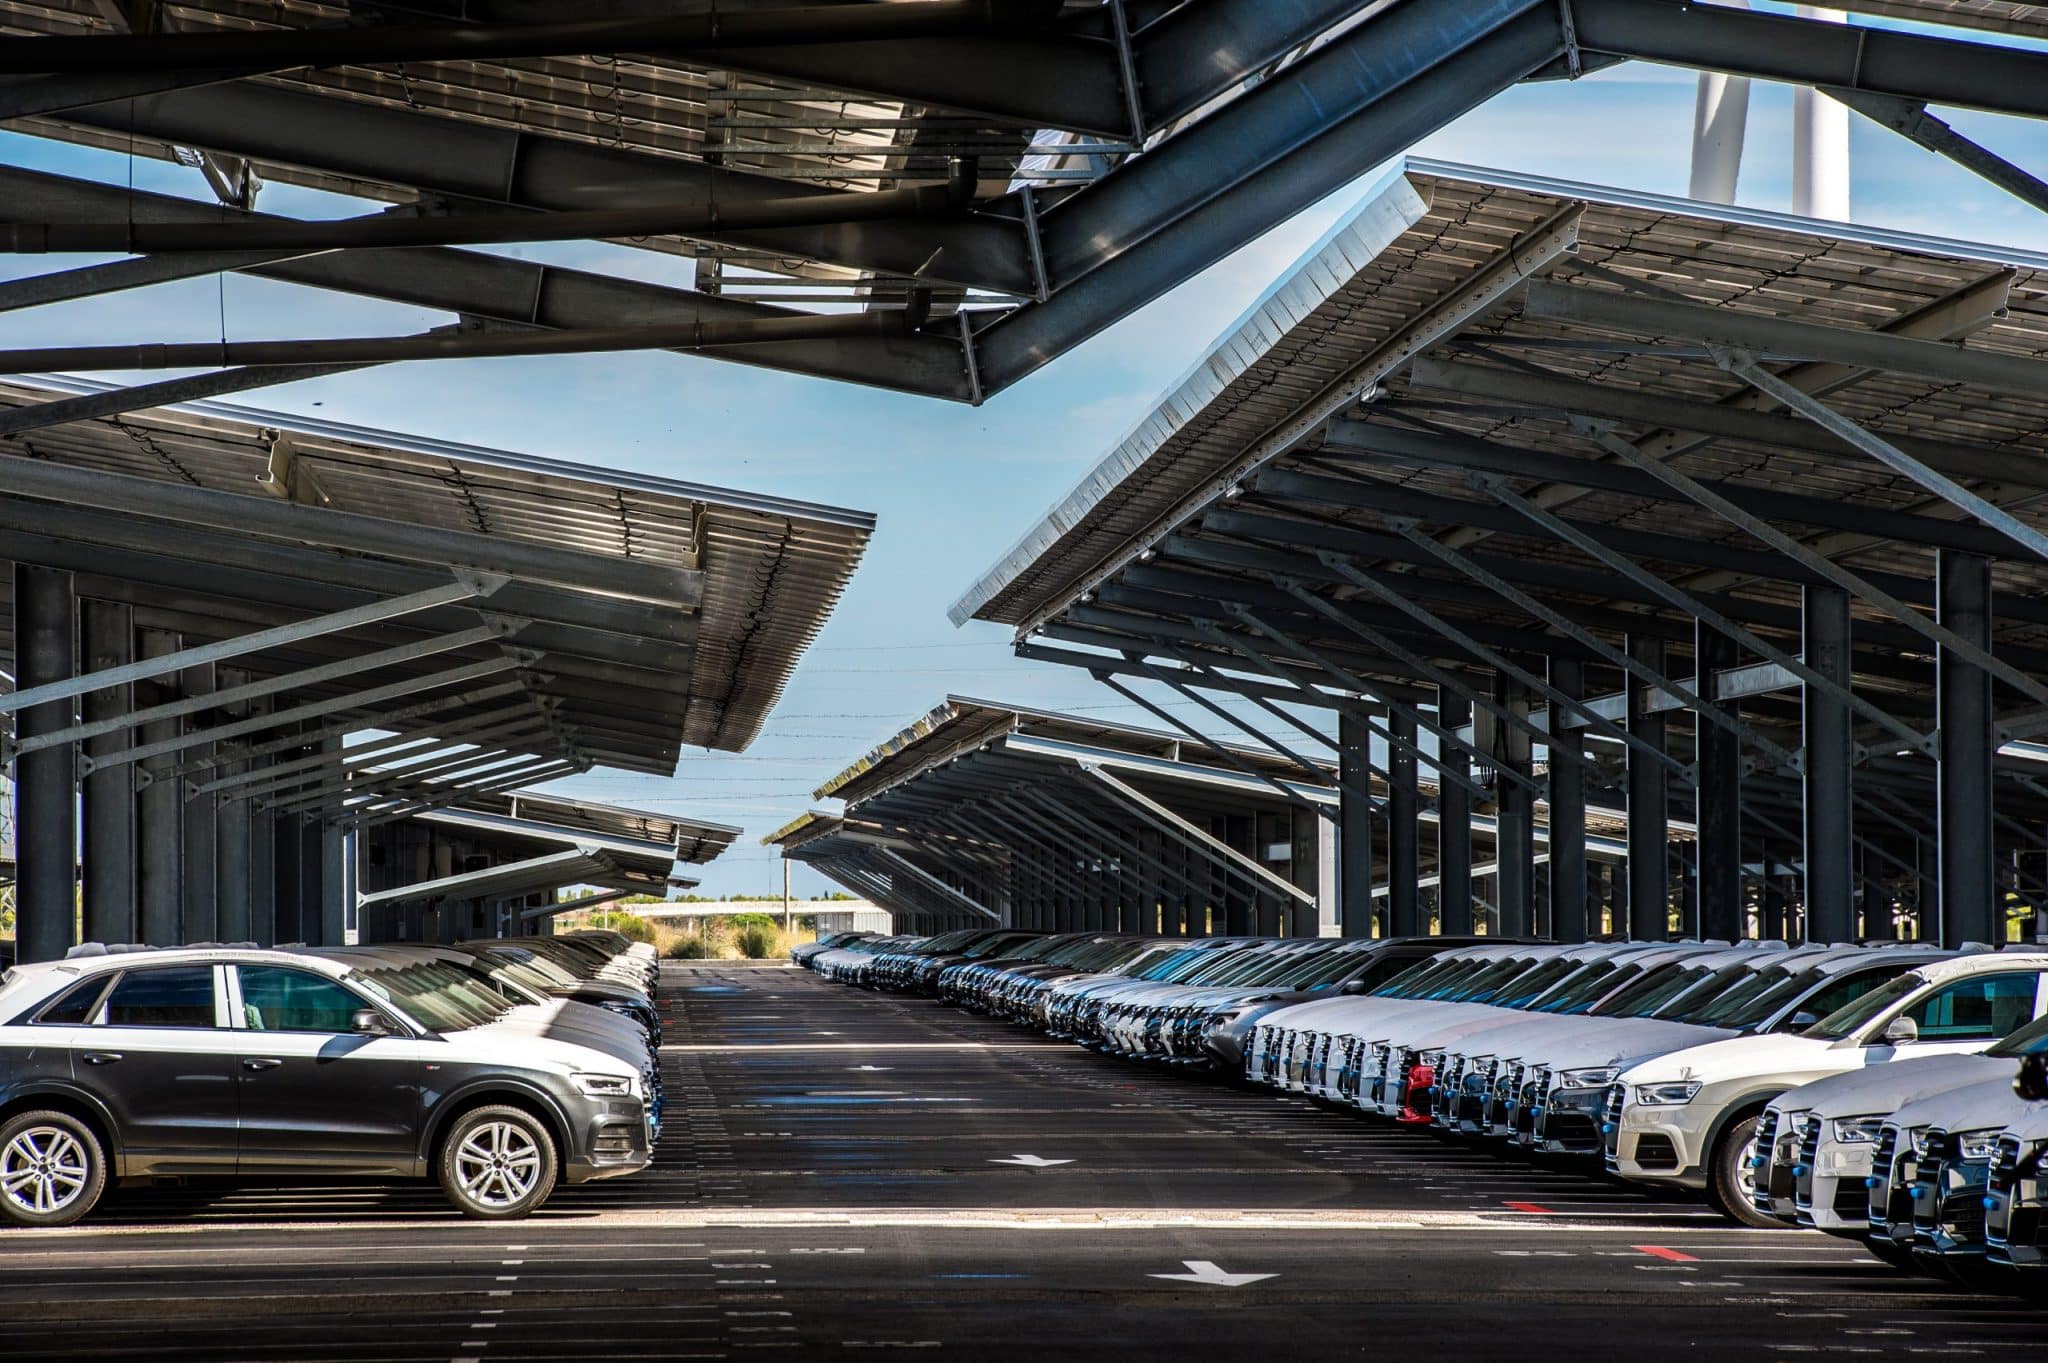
xmin=1832 ymin=1116 xmax=1885 ymax=1145
xmin=1634 ymin=1080 xmax=1703 ymax=1107
xmin=1957 ymin=1130 xmax=2002 ymax=1162
xmin=574 ymin=1072 xmax=637 ymax=1099
xmin=1555 ymin=1066 xmax=1620 ymax=1091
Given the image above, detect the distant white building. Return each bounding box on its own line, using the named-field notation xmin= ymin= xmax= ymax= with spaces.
xmin=633 ymin=900 xmax=892 ymax=936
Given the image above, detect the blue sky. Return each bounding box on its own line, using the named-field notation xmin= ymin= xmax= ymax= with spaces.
xmin=9 ymin=33 xmax=2048 ymax=896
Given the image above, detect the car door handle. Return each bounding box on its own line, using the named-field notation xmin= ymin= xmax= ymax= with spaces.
xmin=81 ymin=1051 xmax=123 ymax=1066
xmin=242 ymin=1057 xmax=283 ymax=1072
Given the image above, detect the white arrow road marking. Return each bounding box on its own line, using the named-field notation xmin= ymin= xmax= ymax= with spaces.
xmin=988 ymin=1154 xmax=1074 ymax=1168
xmin=1148 ymin=1261 xmax=1277 ymax=1288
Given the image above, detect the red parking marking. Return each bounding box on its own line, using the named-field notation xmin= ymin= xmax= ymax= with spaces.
xmin=1502 ymin=1201 xmax=1555 ymax=1214
xmin=1632 ymin=1245 xmax=1698 ymax=1263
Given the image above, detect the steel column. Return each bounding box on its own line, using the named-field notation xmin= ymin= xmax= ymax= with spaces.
xmin=12 ymin=566 xmax=75 ymax=961
xmin=1627 ymin=635 xmax=1670 ymax=941
xmin=179 ymin=661 xmax=219 ymax=943
xmin=1938 ymin=552 xmax=1998 ymax=947
xmin=1338 ymin=707 xmax=1376 ymax=938
xmin=1438 ymin=691 xmax=1473 ymax=935
xmin=1804 ymin=586 xmax=1855 ymax=945
xmin=79 ymin=599 xmax=136 ymax=945
xmin=1694 ymin=623 xmax=1745 ymax=941
xmin=1387 ymin=713 xmax=1420 ymax=938
xmin=1548 ymin=658 xmax=1589 ymax=945
xmin=1491 ymin=670 xmax=1535 ymax=937
xmin=135 ymin=629 xmax=182 ymax=946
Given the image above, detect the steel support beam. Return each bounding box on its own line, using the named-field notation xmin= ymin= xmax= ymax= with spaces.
xmin=1627 ymin=635 xmax=1670 ymax=942
xmin=1386 ymin=516 xmax=1796 ymax=779
xmin=1717 ymin=350 xmax=2048 ymax=570
xmin=1548 ymin=657 xmax=1588 ymax=945
xmin=1694 ymin=623 xmax=1745 ymax=942
xmin=12 ymin=566 xmax=75 ymax=961
xmin=1 ymin=572 xmax=508 ymax=717
xmin=96 ymin=661 xmax=533 ymax=774
xmin=79 ymin=600 xmax=136 ymax=946
xmin=977 ymin=1 xmax=1570 ymax=391
xmin=1479 ymin=474 xmax=1931 ymax=758
xmin=16 ymin=622 xmax=522 ymax=759
xmin=1803 ymin=587 xmax=1855 ymax=945
xmin=873 ymin=849 xmax=1000 ymax=925
xmin=1075 ymin=762 xmax=1313 ymax=909
xmin=1571 ymin=0 xmax=2048 ymax=125
xmin=0 ymin=166 xmax=971 ymax=400
xmin=50 ymin=84 xmax=1032 ymax=298
xmin=0 ymin=457 xmax=699 ymax=609
xmin=1938 ymin=552 xmax=1998 ymax=947
xmin=0 ymin=365 xmax=369 ymax=439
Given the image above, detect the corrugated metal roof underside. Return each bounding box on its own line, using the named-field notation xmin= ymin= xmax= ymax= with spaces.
xmin=0 ymin=380 xmax=872 ymax=761
xmin=812 ymin=694 xmax=1334 ymax=808
xmin=958 ymin=157 xmax=2048 ymax=637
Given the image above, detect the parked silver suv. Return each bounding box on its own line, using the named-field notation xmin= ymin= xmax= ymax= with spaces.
xmin=0 ymin=945 xmax=652 ymax=1226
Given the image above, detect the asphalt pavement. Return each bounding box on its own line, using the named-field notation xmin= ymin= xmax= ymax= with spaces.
xmin=3 ymin=961 xmax=2044 ymax=1361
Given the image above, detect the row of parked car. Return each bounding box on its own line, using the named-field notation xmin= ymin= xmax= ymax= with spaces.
xmin=797 ymin=927 xmax=2048 ymax=1292
xmin=0 ymin=929 xmax=663 ymax=1226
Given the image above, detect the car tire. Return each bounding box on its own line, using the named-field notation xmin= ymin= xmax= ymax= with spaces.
xmin=437 ymin=1105 xmax=558 ymax=1220
xmin=1708 ymin=1114 xmax=1782 ymax=1228
xmin=0 ymin=1109 xmax=108 ymax=1228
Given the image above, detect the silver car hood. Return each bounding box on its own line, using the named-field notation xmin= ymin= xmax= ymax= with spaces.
xmin=1775 ymin=1052 xmax=2010 ymax=1121
xmin=1890 ymin=1072 xmax=2037 ymax=1135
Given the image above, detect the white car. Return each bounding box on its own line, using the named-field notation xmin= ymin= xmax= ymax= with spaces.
xmin=1513 ymin=944 xmax=1948 ymax=1156
xmin=1758 ymin=1052 xmax=2014 ymax=1233
xmin=1606 ymin=950 xmax=2048 ymax=1224
xmin=1985 ymin=1058 xmax=2048 ymax=1281
xmin=1864 ymin=1070 xmax=2039 ymax=1280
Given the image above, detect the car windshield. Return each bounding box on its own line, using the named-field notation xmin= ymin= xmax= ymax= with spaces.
xmin=1509 ymin=955 xmax=1612 ymax=1008
xmin=1285 ymin=947 xmax=1376 ymax=990
xmin=1580 ymin=961 xmax=1713 ymax=1017
xmin=1803 ymin=971 xmax=1926 ymax=1040
xmin=1444 ymin=955 xmax=1547 ymax=1001
xmin=348 ymin=962 xmax=512 ymax=1032
xmin=1526 ymin=958 xmax=1635 ymax=1011
xmin=1192 ymin=948 xmax=1297 ymax=987
xmin=1646 ymin=960 xmax=1771 ymax=1022
xmin=1376 ymin=954 xmax=1467 ymax=994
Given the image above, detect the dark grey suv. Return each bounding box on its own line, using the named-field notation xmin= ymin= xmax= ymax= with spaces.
xmin=0 ymin=946 xmax=652 ymax=1226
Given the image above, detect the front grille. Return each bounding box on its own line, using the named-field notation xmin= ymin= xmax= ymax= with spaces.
xmin=1793 ymin=1115 xmax=1822 ymax=1210
xmin=1912 ymin=1128 xmax=1954 ymax=1235
xmin=1869 ymin=1125 xmax=1904 ymax=1232
xmin=1988 ymin=1134 xmax=2023 ymax=1250
xmin=1601 ymin=1084 xmax=1626 ymax=1165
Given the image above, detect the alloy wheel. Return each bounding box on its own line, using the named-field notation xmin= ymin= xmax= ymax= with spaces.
xmin=454 ymin=1121 xmax=543 ymax=1210
xmin=1 ymin=1125 xmax=90 ymax=1217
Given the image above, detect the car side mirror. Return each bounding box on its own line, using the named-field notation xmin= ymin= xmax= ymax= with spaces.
xmin=1339 ymin=980 xmax=1371 ymax=995
xmin=1786 ymin=1011 xmax=1820 ymax=1031
xmin=2017 ymin=1053 xmax=2048 ymax=1103
xmin=1881 ymin=1014 xmax=1919 ymax=1046
xmin=352 ymin=1009 xmax=393 ymax=1037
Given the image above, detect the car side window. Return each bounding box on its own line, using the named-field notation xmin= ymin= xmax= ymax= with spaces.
xmin=1905 ymin=971 xmax=2042 ymax=1041
xmin=101 ymin=966 xmax=219 ymax=1029
xmin=33 ymin=976 xmax=112 ymax=1025
xmin=235 ymin=965 xmax=365 ymax=1034
xmin=1801 ymin=968 xmax=1899 ymax=1021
